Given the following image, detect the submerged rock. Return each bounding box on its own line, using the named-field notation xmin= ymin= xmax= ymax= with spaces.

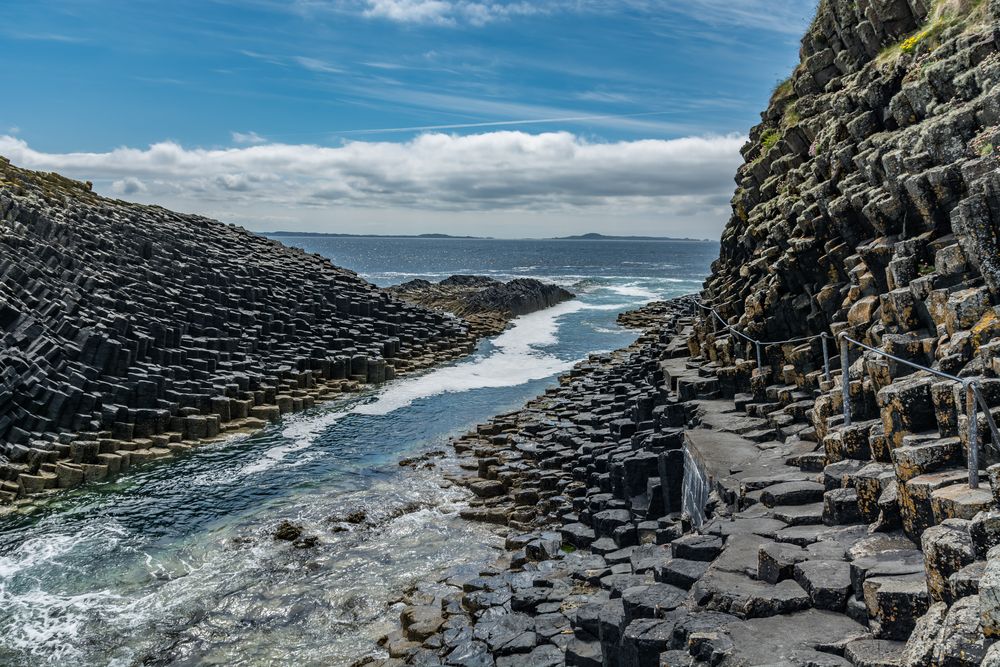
xmin=274 ymin=521 xmax=303 ymax=541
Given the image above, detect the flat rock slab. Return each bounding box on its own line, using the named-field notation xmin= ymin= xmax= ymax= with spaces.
xmin=704 ymin=516 xmax=787 ymax=539
xmin=671 ymin=534 xmax=723 ymax=561
xmin=655 ymin=558 xmax=711 ymax=590
xmin=692 ymin=568 xmax=811 ymax=619
xmin=621 ymin=583 xmax=687 ymax=622
xmin=771 ymin=502 xmax=825 ymax=526
xmin=793 ymin=559 xmax=852 ymax=611
xmin=758 ymin=542 xmax=808 ymax=584
xmin=849 ymin=549 xmax=925 ymax=595
xmin=683 ymin=419 xmax=803 ymax=500
xmin=717 ymin=609 xmax=868 ymax=666
xmin=712 ymin=534 xmax=772 ymax=578
xmin=761 ymin=480 xmax=826 ymax=507
xmin=843 ymin=638 xmax=906 ymax=667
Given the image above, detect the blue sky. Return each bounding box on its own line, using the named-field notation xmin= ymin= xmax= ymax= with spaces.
xmin=0 ymin=0 xmax=817 ymax=237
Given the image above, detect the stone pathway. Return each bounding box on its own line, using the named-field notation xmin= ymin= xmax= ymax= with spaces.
xmin=356 ymin=301 xmax=997 ymax=667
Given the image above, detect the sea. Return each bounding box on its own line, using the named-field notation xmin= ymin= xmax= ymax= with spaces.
xmin=0 ymin=237 xmax=717 ymax=666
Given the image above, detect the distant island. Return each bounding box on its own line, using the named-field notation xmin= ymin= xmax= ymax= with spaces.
xmin=264 ymin=231 xmax=715 ymax=242
xmin=264 ymin=231 xmax=487 ymax=240
xmin=552 ymin=233 xmax=713 ymax=242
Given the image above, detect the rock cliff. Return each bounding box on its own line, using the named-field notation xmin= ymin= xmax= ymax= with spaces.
xmin=703 ymin=0 xmax=999 ymax=343
xmin=686 ymin=0 xmax=1000 ymax=661
xmin=0 ymin=158 xmax=474 ymax=504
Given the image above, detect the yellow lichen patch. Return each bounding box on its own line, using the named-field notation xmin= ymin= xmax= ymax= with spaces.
xmin=971 ymin=308 xmax=1000 ymax=349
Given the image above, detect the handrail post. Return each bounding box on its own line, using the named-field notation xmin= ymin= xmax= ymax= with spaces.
xmin=975 ymin=383 xmax=1000 ymax=452
xmin=821 ymin=332 xmax=831 ymax=384
xmin=840 ymin=334 xmax=851 ymax=427
xmin=968 ymin=380 xmax=980 ymax=489
xmin=755 ymin=342 xmax=763 ymax=373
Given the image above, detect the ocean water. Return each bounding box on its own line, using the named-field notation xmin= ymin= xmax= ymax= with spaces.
xmin=0 ymin=237 xmax=716 ymax=666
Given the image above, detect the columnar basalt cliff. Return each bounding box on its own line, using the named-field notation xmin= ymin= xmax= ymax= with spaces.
xmin=705 ymin=0 xmax=1000 ymax=343
xmin=688 ymin=0 xmax=1000 ymax=661
xmin=0 ymin=158 xmax=476 ymax=504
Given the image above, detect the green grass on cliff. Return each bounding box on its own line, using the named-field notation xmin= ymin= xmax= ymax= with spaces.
xmin=879 ymin=0 xmax=990 ymax=63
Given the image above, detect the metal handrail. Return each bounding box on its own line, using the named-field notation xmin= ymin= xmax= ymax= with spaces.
xmin=840 ymin=334 xmax=964 ymax=384
xmin=681 ymin=293 xmax=999 ymax=489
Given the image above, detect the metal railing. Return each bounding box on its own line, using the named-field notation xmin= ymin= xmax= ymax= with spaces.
xmin=680 ymin=294 xmax=1000 ymax=489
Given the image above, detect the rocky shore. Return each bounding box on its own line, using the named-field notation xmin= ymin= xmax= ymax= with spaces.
xmin=390 ymin=275 xmax=576 ymax=339
xmin=0 ymin=159 xmax=480 ymax=507
xmin=358 ymin=0 xmax=1000 ymax=665
xmin=357 ymin=297 xmax=997 ymax=666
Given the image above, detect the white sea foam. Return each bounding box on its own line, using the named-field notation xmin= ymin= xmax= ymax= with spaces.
xmin=235 ymin=300 xmax=589 ymax=471
xmin=607 ymin=282 xmax=660 ymax=300
xmin=0 ymin=525 xmax=131 ymax=663
xmin=354 ymin=300 xmax=586 ymax=416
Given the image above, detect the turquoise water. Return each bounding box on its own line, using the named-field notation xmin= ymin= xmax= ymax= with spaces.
xmin=0 ymin=238 xmax=716 ymax=666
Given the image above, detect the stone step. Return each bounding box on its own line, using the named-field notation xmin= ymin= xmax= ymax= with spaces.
xmin=744 ymin=428 xmax=779 ymax=444
xmin=654 ymin=558 xmax=710 ymax=590
xmin=786 ymin=451 xmax=826 ymax=472
xmin=930 ymin=482 xmax=993 ymax=525
xmin=745 ymin=402 xmax=781 ymax=418
xmin=759 ymin=481 xmax=826 ymax=508
xmin=782 ymin=399 xmax=814 ymax=421
xmin=863 ymin=574 xmax=930 ymax=640
xmin=733 ymin=393 xmax=753 ymax=411
xmin=823 ymin=488 xmax=862 ymax=526
xmin=891 ymin=436 xmax=961 ymax=483
xmin=770 ymin=502 xmax=825 ymax=526
xmin=899 ymin=468 xmax=977 ymax=540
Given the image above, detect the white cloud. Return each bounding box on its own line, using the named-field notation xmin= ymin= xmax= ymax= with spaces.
xmin=7 ymin=126 xmax=20 ymax=135
xmin=293 ymin=56 xmax=344 ymax=74
xmin=0 ymin=131 xmax=742 ymax=233
xmin=575 ymin=91 xmax=635 ymax=104
xmin=111 ymin=176 xmax=148 ymax=195
xmin=350 ymin=0 xmax=542 ymax=26
xmin=313 ymin=0 xmax=815 ymax=31
xmin=232 ymin=131 xmax=268 ymax=145
xmin=0 ymin=131 xmax=742 ymax=205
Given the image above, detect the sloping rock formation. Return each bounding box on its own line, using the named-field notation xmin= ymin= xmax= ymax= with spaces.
xmin=0 ymin=158 xmax=475 ymax=504
xmin=390 ymin=275 xmax=575 ymax=338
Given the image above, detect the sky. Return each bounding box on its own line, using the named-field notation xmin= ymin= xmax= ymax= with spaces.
xmin=0 ymin=0 xmax=817 ymax=238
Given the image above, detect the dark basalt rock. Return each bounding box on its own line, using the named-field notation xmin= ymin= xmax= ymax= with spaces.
xmin=389 ymin=274 xmax=575 ymax=339
xmin=273 ymin=520 xmax=303 ymax=541
xmin=462 ymin=278 xmax=575 ymax=317
xmin=0 ymin=158 xmax=477 ymax=503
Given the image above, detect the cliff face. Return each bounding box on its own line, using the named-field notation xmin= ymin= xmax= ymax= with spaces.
xmin=683 ymin=0 xmax=1000 ymax=654
xmin=704 ymin=0 xmax=999 ymax=344
xmin=695 ymin=0 xmax=1000 ymax=425
xmin=0 ymin=159 xmax=473 ymax=502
